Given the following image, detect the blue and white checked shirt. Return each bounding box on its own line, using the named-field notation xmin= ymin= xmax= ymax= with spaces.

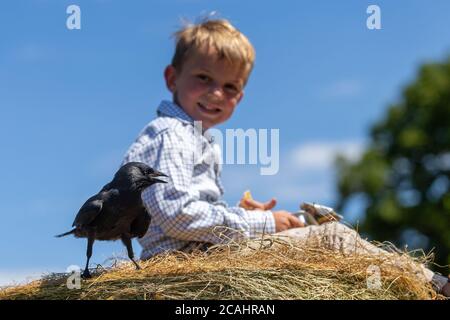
xmin=122 ymin=100 xmax=275 ymax=259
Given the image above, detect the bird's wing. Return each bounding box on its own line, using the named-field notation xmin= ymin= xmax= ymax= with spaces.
xmin=130 ymin=206 xmax=151 ymax=238
xmin=72 ymin=189 xmax=119 ymax=227
xmin=72 ymin=196 xmax=103 ymax=227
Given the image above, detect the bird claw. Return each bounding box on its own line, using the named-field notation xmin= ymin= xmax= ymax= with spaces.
xmin=132 ymin=261 xmax=141 ymax=270
xmin=81 ymin=270 xmax=92 ymax=279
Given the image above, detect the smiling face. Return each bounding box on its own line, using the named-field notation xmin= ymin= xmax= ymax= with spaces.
xmin=164 ymin=48 xmax=248 ymax=130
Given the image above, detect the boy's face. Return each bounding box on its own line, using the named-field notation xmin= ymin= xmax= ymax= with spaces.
xmin=164 ymin=48 xmax=247 ymax=130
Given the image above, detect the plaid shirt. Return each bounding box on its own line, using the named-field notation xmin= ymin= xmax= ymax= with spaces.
xmin=122 ymin=100 xmax=275 ymax=259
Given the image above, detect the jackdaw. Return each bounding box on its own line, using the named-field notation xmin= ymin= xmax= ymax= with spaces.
xmin=56 ymin=162 xmax=167 ymax=278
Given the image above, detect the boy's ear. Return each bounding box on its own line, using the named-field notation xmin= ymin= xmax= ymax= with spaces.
xmin=237 ymin=90 xmax=244 ymax=104
xmin=164 ymin=65 xmax=177 ymax=93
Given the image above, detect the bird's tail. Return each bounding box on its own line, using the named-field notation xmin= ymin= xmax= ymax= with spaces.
xmin=55 ymin=229 xmax=76 ymax=238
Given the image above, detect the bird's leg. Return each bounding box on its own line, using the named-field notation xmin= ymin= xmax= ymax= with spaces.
xmin=82 ymin=236 xmax=95 ymax=279
xmin=121 ymin=234 xmax=141 ymax=270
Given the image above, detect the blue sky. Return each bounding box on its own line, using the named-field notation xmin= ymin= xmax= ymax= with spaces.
xmin=1 ymin=0 xmax=450 ymax=286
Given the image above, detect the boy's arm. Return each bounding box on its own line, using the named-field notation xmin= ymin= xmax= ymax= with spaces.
xmin=123 ymin=130 xmax=276 ymax=244
xmin=237 ymin=193 xmax=303 ymax=232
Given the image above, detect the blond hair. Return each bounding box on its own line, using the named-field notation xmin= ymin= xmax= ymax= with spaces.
xmin=171 ymin=18 xmax=255 ymax=82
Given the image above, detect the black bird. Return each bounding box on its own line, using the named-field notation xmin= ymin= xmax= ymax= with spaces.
xmin=56 ymin=162 xmax=167 ymax=278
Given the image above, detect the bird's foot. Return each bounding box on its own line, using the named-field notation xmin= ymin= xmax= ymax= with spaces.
xmin=81 ymin=269 xmax=92 ymax=279
xmin=132 ymin=260 xmax=141 ymax=270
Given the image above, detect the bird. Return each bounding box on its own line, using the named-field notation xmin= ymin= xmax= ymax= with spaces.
xmin=56 ymin=162 xmax=168 ymax=278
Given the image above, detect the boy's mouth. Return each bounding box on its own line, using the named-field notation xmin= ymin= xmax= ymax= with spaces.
xmin=197 ymin=102 xmax=221 ymax=115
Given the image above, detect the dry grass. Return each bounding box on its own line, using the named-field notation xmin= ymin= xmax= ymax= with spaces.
xmin=0 ymin=230 xmax=445 ymax=300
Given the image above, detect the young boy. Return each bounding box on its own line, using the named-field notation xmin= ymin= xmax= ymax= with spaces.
xmin=122 ymin=18 xmax=449 ymax=296
xmin=122 ymin=18 xmax=302 ymax=259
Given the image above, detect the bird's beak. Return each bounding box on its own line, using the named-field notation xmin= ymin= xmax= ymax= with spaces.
xmin=148 ymin=170 xmax=168 ymax=184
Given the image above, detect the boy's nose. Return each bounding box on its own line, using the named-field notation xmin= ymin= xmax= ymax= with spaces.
xmin=209 ymin=85 xmax=224 ymax=99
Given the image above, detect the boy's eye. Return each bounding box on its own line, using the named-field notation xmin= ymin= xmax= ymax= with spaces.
xmin=224 ymin=84 xmax=239 ymax=93
xmin=197 ymin=74 xmax=211 ymax=82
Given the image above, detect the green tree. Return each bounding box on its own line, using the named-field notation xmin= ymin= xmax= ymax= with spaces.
xmin=335 ymin=57 xmax=450 ymax=273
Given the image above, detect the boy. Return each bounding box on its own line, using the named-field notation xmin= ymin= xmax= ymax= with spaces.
xmin=122 ymin=18 xmax=449 ymax=296
xmin=123 ymin=18 xmax=302 ymax=258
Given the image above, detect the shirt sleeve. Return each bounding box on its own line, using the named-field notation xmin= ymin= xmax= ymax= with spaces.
xmin=123 ymin=129 xmax=276 ymax=244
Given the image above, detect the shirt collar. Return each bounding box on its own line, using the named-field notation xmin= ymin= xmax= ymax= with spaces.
xmin=157 ymin=100 xmax=193 ymax=124
xmin=156 ymin=100 xmax=215 ymax=143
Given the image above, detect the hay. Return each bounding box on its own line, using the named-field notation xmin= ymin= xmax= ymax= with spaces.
xmin=0 ymin=231 xmax=445 ymax=300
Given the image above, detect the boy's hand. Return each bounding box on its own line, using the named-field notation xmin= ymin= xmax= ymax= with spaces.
xmin=272 ymin=211 xmax=304 ymax=232
xmin=240 ymin=196 xmax=277 ymax=211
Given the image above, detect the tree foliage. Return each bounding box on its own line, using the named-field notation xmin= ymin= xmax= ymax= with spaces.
xmin=335 ymin=57 xmax=450 ymax=273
